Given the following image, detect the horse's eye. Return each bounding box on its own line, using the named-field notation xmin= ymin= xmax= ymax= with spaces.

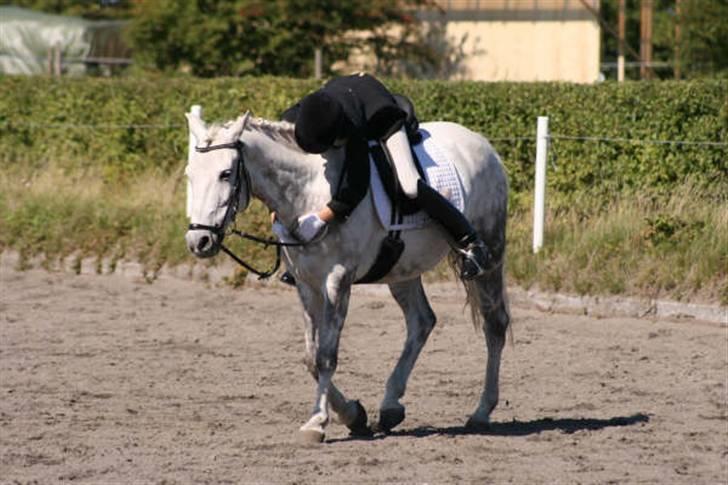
xmin=219 ymin=169 xmax=232 ymax=181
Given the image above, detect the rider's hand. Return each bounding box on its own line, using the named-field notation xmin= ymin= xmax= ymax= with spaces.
xmin=294 ymin=212 xmax=327 ymax=243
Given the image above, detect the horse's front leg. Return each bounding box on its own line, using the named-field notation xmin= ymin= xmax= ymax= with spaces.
xmin=296 ymin=269 xmax=365 ymax=442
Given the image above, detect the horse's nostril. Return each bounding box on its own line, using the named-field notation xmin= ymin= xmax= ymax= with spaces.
xmin=197 ymin=235 xmax=210 ymax=251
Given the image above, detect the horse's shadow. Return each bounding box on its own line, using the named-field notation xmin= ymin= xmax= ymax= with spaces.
xmin=329 ymin=413 xmax=649 ymax=443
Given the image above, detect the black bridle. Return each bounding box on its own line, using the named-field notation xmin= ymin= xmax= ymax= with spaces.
xmin=188 ymin=140 xmax=304 ymax=279
xmin=188 ymin=140 xmax=249 ymax=236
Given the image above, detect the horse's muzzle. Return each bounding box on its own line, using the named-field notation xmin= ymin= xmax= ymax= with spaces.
xmin=185 ymin=229 xmax=221 ymax=258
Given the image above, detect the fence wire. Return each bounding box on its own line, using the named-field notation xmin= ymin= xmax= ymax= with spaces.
xmin=486 ymin=136 xmax=533 ymax=143
xmin=549 ymin=134 xmax=728 ymax=148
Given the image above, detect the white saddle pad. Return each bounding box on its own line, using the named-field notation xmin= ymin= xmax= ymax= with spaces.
xmin=370 ymin=136 xmax=465 ymax=231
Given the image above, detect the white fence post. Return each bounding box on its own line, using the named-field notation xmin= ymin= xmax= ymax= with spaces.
xmin=314 ymin=48 xmax=322 ymax=79
xmin=533 ymin=116 xmax=549 ymax=253
xmin=187 ymin=104 xmax=202 ymax=219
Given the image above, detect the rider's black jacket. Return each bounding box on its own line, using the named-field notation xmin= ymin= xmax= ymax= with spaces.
xmin=282 ymin=73 xmax=406 ymax=219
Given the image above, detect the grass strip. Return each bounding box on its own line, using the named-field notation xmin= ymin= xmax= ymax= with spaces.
xmin=1 ymin=167 xmax=724 ymax=304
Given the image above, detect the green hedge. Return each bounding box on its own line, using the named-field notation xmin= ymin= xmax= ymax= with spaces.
xmin=1 ymin=76 xmax=726 ymax=197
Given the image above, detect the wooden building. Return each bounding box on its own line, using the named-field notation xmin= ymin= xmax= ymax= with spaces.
xmin=424 ymin=0 xmax=601 ymax=82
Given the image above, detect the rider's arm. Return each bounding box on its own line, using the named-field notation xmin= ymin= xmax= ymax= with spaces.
xmin=326 ymin=133 xmax=369 ymax=221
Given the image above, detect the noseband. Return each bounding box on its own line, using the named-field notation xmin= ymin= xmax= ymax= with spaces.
xmin=187 ymin=140 xmax=303 ymax=279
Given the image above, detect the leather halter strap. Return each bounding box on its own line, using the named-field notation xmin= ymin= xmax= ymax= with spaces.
xmin=195 ymin=141 xmax=241 ymax=153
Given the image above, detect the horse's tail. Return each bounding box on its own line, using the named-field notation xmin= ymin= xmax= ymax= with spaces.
xmin=447 ymin=253 xmax=481 ymax=330
xmin=447 ymin=252 xmax=512 ymax=341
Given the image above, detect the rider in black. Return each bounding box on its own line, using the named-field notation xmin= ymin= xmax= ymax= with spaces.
xmin=283 ymin=73 xmax=491 ymax=280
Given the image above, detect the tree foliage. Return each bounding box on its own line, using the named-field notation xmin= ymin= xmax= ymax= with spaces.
xmin=677 ymin=0 xmax=728 ymax=77
xmin=125 ymin=0 xmax=437 ymax=78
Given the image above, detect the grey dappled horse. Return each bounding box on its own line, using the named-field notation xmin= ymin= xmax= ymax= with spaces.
xmin=184 ymin=111 xmax=510 ymax=442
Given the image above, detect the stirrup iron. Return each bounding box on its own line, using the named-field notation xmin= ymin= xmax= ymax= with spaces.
xmin=458 ymin=240 xmax=492 ymax=280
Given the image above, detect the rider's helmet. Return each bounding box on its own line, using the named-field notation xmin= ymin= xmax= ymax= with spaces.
xmin=294 ymin=91 xmax=344 ymax=154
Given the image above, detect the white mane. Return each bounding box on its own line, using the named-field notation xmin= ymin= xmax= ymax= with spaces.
xmin=206 ymin=116 xmax=302 ymax=153
xmin=247 ymin=117 xmax=302 ymax=152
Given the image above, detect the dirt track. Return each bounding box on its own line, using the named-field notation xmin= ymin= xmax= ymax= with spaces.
xmin=1 ymin=267 xmax=726 ymax=484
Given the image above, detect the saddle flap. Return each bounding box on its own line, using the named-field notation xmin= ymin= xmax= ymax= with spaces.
xmin=368 ymin=143 xmax=421 ymax=217
xmin=370 ymin=129 xmax=465 ymax=232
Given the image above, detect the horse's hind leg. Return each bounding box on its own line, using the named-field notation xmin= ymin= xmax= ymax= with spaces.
xmin=466 ymin=267 xmax=510 ymax=429
xmin=378 ymin=277 xmax=437 ymax=432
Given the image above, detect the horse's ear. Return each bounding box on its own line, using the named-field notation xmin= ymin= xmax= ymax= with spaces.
xmin=228 ymin=111 xmax=251 ymax=140
xmin=185 ymin=111 xmax=208 ymax=145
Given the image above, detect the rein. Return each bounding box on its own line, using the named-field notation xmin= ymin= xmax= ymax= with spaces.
xmin=221 ymin=228 xmax=306 ymax=279
xmin=188 ymin=140 xmax=305 ymax=279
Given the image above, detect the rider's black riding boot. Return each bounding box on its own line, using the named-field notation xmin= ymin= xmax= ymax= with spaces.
xmin=415 ymin=180 xmax=492 ymax=280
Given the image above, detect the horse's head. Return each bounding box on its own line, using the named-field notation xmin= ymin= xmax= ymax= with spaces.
xmin=184 ymin=110 xmax=251 ymax=258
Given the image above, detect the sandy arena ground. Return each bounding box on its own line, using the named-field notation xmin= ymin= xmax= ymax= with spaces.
xmin=1 ymin=267 xmax=726 ymax=484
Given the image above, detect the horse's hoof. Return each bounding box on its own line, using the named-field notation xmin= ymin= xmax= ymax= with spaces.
xmin=378 ymin=406 xmax=405 ymax=433
xmin=347 ymin=400 xmax=373 ymax=437
xmin=465 ymin=415 xmax=492 ymax=432
xmin=297 ymin=428 xmax=325 ymax=444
